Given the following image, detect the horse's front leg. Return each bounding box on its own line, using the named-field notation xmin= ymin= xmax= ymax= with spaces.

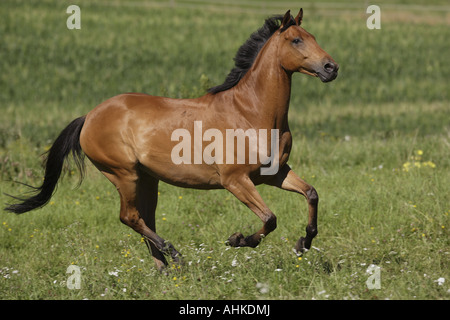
xmin=222 ymin=174 xmax=277 ymax=248
xmin=266 ymin=164 xmax=318 ymax=253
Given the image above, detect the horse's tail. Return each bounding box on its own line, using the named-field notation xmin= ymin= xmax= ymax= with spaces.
xmin=4 ymin=116 xmax=86 ymax=214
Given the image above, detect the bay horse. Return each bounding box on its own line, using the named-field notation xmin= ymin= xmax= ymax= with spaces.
xmin=5 ymin=9 xmax=338 ymax=270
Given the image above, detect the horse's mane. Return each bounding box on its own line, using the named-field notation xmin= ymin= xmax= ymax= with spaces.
xmin=208 ymin=14 xmax=296 ymax=94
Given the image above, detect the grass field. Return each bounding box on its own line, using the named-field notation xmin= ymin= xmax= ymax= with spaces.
xmin=0 ymin=0 xmax=449 ymax=301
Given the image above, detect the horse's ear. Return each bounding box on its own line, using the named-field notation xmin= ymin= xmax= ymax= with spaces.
xmin=280 ymin=10 xmax=291 ymax=29
xmin=295 ymin=8 xmax=303 ymax=26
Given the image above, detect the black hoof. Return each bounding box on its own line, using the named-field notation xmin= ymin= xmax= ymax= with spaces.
xmin=227 ymin=232 xmax=245 ymax=247
xmin=172 ymin=251 xmax=183 ymax=264
xmin=295 ymin=237 xmax=311 ymax=254
xmin=162 ymin=241 xmax=182 ymax=263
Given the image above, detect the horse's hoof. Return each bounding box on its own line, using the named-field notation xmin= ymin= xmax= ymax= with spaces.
xmin=172 ymin=252 xmax=183 ymax=265
xmin=295 ymin=237 xmax=308 ymax=254
xmin=227 ymin=232 xmax=245 ymax=247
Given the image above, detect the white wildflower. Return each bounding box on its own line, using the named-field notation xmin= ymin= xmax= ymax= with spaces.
xmin=256 ymin=282 xmax=269 ymax=294
xmin=435 ymin=277 xmax=445 ymax=286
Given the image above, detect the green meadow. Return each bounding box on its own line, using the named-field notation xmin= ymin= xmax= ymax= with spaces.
xmin=0 ymin=0 xmax=449 ymax=300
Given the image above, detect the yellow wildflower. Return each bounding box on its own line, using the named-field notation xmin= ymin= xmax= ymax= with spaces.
xmin=402 ymin=162 xmax=411 ymax=172
xmin=423 ymin=161 xmax=436 ymax=168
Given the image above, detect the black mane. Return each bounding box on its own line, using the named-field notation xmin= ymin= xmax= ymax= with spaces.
xmin=208 ymin=14 xmax=296 ymax=94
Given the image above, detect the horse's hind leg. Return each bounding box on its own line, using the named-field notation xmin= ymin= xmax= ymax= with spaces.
xmin=135 ymin=170 xmax=170 ymax=271
xmin=99 ymin=166 xmax=181 ymax=269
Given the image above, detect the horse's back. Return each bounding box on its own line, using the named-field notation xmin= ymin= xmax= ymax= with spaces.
xmin=79 ymin=93 xmax=222 ymax=187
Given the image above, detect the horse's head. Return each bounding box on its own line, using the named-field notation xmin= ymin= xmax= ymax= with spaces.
xmin=277 ymin=9 xmax=339 ymax=82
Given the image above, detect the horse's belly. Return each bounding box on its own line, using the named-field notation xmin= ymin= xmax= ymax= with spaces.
xmin=139 ymin=158 xmax=223 ymax=189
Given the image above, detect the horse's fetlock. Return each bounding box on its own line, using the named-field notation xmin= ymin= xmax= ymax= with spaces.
xmin=266 ymin=214 xmax=277 ymax=232
xmin=306 ymin=225 xmax=318 ymax=238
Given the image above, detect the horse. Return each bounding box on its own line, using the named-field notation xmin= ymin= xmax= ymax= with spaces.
xmin=5 ymin=9 xmax=338 ymax=271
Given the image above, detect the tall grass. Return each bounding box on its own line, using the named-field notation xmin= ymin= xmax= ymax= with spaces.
xmin=0 ymin=0 xmax=448 ymax=300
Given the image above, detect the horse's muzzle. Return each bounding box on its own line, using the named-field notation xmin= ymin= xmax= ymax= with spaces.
xmin=317 ymin=61 xmax=339 ymax=83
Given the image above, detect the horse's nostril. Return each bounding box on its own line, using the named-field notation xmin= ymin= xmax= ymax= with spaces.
xmin=324 ymin=62 xmax=336 ymax=73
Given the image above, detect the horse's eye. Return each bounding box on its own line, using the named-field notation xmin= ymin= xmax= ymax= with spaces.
xmin=292 ymin=38 xmax=302 ymax=44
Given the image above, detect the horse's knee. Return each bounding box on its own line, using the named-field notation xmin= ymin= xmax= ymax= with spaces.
xmin=119 ymin=211 xmax=140 ymax=231
xmin=119 ymin=214 xmax=129 ymax=226
xmin=120 ymin=213 xmax=134 ymax=226
xmin=306 ymin=187 xmax=318 ymax=205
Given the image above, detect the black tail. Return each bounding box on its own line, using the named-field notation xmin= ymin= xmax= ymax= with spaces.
xmin=4 ymin=116 xmax=86 ymax=214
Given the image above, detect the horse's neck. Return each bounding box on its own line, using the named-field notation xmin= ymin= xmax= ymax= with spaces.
xmin=232 ymin=37 xmax=292 ymax=130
